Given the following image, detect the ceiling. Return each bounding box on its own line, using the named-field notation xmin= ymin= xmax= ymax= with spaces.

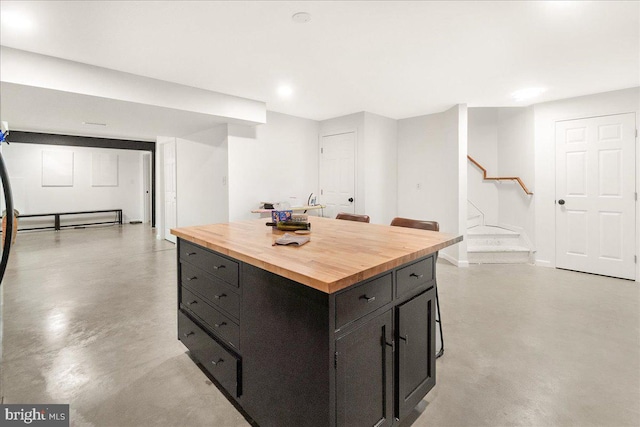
xmin=0 ymin=1 xmax=638 ymax=137
xmin=0 ymin=82 xmax=227 ymax=141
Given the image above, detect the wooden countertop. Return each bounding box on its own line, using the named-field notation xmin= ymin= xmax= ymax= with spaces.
xmin=171 ymin=217 xmax=462 ymax=294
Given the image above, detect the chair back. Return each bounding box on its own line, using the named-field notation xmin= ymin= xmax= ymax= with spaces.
xmin=336 ymin=212 xmax=371 ymax=223
xmin=390 ymin=217 xmax=439 ymax=232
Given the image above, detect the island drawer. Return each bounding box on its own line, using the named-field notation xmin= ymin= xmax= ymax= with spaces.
xmin=178 ymin=311 xmax=240 ymax=397
xmin=180 ymin=240 xmax=239 ymax=287
xmin=335 ymin=273 xmax=392 ymax=329
xmin=182 ymin=262 xmax=240 ymax=319
xmin=181 ymin=287 xmax=240 ymax=350
xmin=396 ymin=256 xmax=434 ymax=298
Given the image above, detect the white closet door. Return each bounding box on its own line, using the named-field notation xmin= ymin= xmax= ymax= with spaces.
xmin=555 ymin=113 xmax=636 ymax=280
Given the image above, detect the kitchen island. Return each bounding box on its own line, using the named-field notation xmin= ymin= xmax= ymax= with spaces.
xmin=171 ymin=217 xmax=462 ymax=427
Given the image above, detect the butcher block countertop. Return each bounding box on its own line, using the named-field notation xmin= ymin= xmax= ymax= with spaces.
xmin=171 ymin=217 xmax=462 ymax=294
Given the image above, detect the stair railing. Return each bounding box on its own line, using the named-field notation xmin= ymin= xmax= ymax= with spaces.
xmin=467 ymin=155 xmax=533 ymax=195
xmin=467 ymin=199 xmax=485 ymax=227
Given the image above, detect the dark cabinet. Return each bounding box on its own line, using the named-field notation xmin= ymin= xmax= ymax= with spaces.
xmin=177 ymin=240 xmax=243 ymax=399
xmin=336 ymin=310 xmax=393 ymax=427
xmin=177 ymin=237 xmax=440 ymax=427
xmin=397 ymin=287 xmax=436 ymax=419
xmin=335 ymin=286 xmax=436 ymax=426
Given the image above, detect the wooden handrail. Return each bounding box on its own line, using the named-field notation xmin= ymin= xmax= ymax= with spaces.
xmin=467 ymin=155 xmax=533 ymax=195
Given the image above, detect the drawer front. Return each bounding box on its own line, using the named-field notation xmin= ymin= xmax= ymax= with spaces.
xmin=180 ymin=240 xmax=239 ymax=287
xmin=178 ymin=311 xmax=240 ymax=397
xmin=181 ymin=287 xmax=240 ymax=349
xmin=396 ymin=256 xmax=434 ymax=298
xmin=182 ymin=262 xmax=240 ymax=319
xmin=335 ymin=273 xmax=393 ymax=328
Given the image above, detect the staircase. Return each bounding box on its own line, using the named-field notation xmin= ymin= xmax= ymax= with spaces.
xmin=467 ymin=225 xmax=531 ymax=264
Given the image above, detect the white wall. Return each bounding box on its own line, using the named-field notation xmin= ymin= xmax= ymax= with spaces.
xmin=228 ymin=111 xmax=320 ymax=222
xmin=397 ymin=104 xmax=467 ymax=266
xmin=467 ymin=108 xmax=499 ymax=225
xmin=456 ymin=104 xmax=468 ymax=265
xmin=2 ymin=143 xmax=143 ymax=222
xmin=363 ymin=112 xmax=398 ymax=225
xmin=497 ymin=107 xmax=535 ymax=242
xmin=176 ymin=125 xmax=229 ymax=227
xmin=533 ymin=87 xmax=640 ymax=275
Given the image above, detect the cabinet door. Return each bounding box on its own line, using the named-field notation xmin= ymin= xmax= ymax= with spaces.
xmin=397 ymin=287 xmax=436 ymax=419
xmin=336 ymin=310 xmax=393 ymax=427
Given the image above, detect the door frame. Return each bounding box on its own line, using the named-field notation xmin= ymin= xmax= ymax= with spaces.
xmin=319 ymin=129 xmax=359 ymax=217
xmin=553 ymin=112 xmax=637 ymax=280
xmin=142 ymin=152 xmax=152 ymax=224
xmin=160 ymin=139 xmax=177 ymax=243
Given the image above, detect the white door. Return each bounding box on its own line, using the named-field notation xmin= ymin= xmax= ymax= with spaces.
xmin=163 ymin=141 xmax=177 ymax=243
xmin=142 ymin=152 xmax=151 ymax=224
xmin=555 ymin=113 xmax=636 ymax=280
xmin=319 ymin=132 xmax=356 ymax=219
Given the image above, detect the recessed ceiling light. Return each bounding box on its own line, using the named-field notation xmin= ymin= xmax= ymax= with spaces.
xmin=1 ymin=10 xmax=34 ymax=31
xmin=277 ymin=85 xmax=293 ymax=98
xmin=292 ymin=12 xmax=311 ymax=24
xmin=511 ymin=87 xmax=547 ymax=102
xmin=83 ymin=122 xmax=107 ymax=127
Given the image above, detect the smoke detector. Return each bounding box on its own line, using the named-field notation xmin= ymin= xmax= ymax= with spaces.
xmin=292 ymin=12 xmax=311 ymax=24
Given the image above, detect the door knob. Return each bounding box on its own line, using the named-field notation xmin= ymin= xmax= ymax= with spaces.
xmin=348 ymin=197 xmax=354 ymax=203
xmin=558 ymin=199 xmax=565 ymax=205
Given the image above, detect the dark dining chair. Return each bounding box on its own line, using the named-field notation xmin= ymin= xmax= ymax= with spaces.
xmin=336 ymin=212 xmax=370 ymax=223
xmin=390 ymin=217 xmax=444 ymax=359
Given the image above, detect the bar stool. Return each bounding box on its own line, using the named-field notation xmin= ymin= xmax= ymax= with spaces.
xmin=335 ymin=212 xmax=370 ymax=223
xmin=390 ymin=217 xmax=445 ymax=359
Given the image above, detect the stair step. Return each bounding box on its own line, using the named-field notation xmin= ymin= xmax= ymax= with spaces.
xmin=467 ymin=226 xmax=519 ymax=236
xmin=467 ymin=245 xmax=530 ymax=264
xmin=467 ymin=236 xmax=521 ymax=247
xmin=467 ymin=245 xmax=530 ymax=253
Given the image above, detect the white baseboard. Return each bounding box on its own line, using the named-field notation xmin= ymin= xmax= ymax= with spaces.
xmin=440 ymin=252 xmax=469 ymax=268
xmin=535 ymin=259 xmax=552 ymax=268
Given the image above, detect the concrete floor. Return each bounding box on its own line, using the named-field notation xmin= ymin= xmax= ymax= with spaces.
xmin=1 ymin=224 xmax=638 ymax=426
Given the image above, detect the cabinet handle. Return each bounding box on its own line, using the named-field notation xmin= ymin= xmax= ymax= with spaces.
xmin=187 ymin=300 xmax=198 ymax=306
xmin=399 ymin=334 xmax=409 ymax=345
xmin=214 ymin=322 xmax=227 ymax=328
xmin=187 ymin=276 xmax=197 ymax=281
xmin=183 ymin=331 xmax=195 ymax=338
xmin=410 ymin=273 xmax=424 ymax=279
xmin=360 ymin=295 xmax=376 ymax=303
xmin=186 ymin=252 xmax=196 ymax=256
xmin=211 ymin=358 xmax=224 ymax=366
xmin=214 ymin=293 xmax=227 ymax=300
xmin=213 ymin=265 xmax=226 ymax=270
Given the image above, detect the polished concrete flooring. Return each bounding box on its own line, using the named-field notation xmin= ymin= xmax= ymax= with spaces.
xmin=1 ymin=225 xmax=638 ymax=426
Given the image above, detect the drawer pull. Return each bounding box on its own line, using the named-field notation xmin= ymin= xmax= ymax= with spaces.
xmin=214 ymin=293 xmax=227 ymax=300
xmin=214 ymin=322 xmax=227 ymax=328
xmin=213 ymin=265 xmax=226 ymax=270
xmin=186 ymin=276 xmax=197 ymax=281
xmin=186 ymin=252 xmax=197 ymax=256
xmin=211 ymin=358 xmax=224 ymax=366
xmin=187 ymin=300 xmax=198 ymax=306
xmin=183 ymin=331 xmax=195 ymax=338
xmin=360 ymin=295 xmax=376 ymax=303
xmin=410 ymin=273 xmax=424 ymax=279
xmin=399 ymin=334 xmax=409 ymax=345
